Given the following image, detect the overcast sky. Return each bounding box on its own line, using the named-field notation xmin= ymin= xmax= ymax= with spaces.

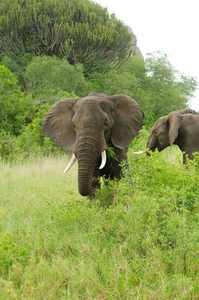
xmin=95 ymin=0 xmax=199 ymax=110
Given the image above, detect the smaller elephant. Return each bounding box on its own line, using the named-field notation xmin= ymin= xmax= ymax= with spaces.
xmin=42 ymin=93 xmax=144 ymax=197
xmin=135 ymin=108 xmax=199 ymax=164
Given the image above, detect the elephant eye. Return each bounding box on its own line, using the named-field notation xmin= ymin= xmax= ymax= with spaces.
xmin=104 ymin=120 xmax=109 ymax=127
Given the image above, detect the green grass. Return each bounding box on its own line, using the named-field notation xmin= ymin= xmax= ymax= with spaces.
xmin=0 ymin=148 xmax=199 ymax=299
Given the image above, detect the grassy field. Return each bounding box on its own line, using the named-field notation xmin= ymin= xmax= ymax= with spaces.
xmin=0 ymin=147 xmax=199 ymax=299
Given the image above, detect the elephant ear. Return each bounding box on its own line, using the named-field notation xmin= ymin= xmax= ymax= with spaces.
xmin=42 ymin=98 xmax=78 ymax=150
xmin=109 ymin=95 xmax=144 ymax=149
xmin=167 ymin=111 xmax=183 ymax=146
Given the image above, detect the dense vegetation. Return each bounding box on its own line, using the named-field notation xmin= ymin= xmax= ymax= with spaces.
xmin=1 ymin=140 xmax=199 ymax=298
xmin=0 ymin=0 xmax=133 ymax=78
xmin=0 ymin=0 xmax=199 ymax=298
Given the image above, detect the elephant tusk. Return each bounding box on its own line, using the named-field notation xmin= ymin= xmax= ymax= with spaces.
xmin=133 ymin=148 xmax=150 ymax=155
xmin=99 ymin=150 xmax=106 ymax=169
xmin=64 ymin=154 xmax=76 ymax=173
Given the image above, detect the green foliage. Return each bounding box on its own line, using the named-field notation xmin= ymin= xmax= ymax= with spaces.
xmin=0 ymin=65 xmax=34 ymax=135
xmin=0 ymin=132 xmax=22 ymax=161
xmin=90 ymin=56 xmax=143 ymax=95
xmin=144 ymin=52 xmax=197 ymax=116
xmin=130 ymin=126 xmax=150 ymax=150
xmin=0 ymin=103 xmax=64 ymax=161
xmin=0 ymin=63 xmax=81 ymax=159
xmin=19 ymin=103 xmax=55 ymax=155
xmin=25 ymin=56 xmax=90 ymax=98
xmin=0 ymin=232 xmax=31 ymax=277
xmin=91 ymin=53 xmax=197 ymax=125
xmin=0 ymin=0 xmax=133 ymax=77
xmin=0 ymin=149 xmax=199 ymax=298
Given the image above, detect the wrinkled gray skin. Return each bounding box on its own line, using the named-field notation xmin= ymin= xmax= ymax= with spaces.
xmin=147 ymin=108 xmax=199 ymax=164
xmin=42 ymin=93 xmax=144 ymax=197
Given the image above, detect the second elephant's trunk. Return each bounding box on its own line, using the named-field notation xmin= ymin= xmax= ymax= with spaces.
xmin=147 ymin=132 xmax=158 ymax=151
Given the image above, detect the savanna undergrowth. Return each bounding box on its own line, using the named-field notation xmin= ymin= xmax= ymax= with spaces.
xmin=0 ymin=147 xmax=199 ymax=299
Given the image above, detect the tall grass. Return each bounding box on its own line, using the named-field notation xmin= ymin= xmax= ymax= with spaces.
xmin=0 ymin=148 xmax=199 ymax=299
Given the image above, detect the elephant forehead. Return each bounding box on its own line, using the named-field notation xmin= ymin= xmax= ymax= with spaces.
xmin=74 ymin=98 xmax=114 ymax=114
xmin=153 ymin=117 xmax=167 ymax=130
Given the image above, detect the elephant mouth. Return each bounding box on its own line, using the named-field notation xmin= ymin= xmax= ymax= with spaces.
xmin=157 ymin=143 xmax=168 ymax=152
xmin=149 ymin=142 xmax=163 ymax=152
xmin=64 ymin=150 xmax=107 ymax=174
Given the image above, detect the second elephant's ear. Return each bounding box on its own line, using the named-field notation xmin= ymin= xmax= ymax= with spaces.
xmin=109 ymin=95 xmax=144 ymax=149
xmin=42 ymin=98 xmax=78 ymax=150
xmin=167 ymin=111 xmax=183 ymax=146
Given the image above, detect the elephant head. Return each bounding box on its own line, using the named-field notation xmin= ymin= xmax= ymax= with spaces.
xmin=42 ymin=93 xmax=144 ymax=196
xmin=134 ymin=108 xmax=199 ymax=164
xmin=146 ymin=111 xmax=183 ymax=152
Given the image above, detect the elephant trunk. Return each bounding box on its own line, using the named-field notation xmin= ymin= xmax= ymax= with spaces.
xmin=146 ymin=132 xmax=158 ymax=151
xmin=77 ymin=135 xmax=102 ymax=197
xmin=77 ymin=149 xmax=98 ymax=196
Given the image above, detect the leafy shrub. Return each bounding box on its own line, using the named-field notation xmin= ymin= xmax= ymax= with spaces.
xmin=0 ymin=103 xmax=64 ymax=161
xmin=0 ymin=65 xmax=34 ymax=135
xmin=95 ymin=148 xmax=199 ymax=278
xmin=0 ymin=88 xmax=80 ymax=160
xmin=25 ymin=56 xmax=91 ymax=99
xmin=0 ymin=232 xmax=31 ymax=277
xmin=0 ymin=131 xmax=22 ymax=161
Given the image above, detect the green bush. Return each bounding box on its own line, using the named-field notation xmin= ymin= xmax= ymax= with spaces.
xmin=25 ymin=56 xmax=91 ymax=99
xmin=0 ymin=65 xmax=34 ymax=135
xmin=95 ymin=148 xmax=199 ymax=278
xmin=0 ymin=232 xmax=31 ymax=277
xmin=0 ymin=103 xmax=65 ymax=161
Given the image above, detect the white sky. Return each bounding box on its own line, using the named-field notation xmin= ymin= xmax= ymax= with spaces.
xmin=95 ymin=0 xmax=199 ymax=110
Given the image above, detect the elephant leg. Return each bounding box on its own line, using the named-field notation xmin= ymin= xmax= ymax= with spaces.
xmin=182 ymin=153 xmax=187 ymax=164
xmin=88 ymin=149 xmax=128 ymax=199
xmin=100 ymin=148 xmax=127 ymax=182
xmin=108 ymin=148 xmax=127 ymax=179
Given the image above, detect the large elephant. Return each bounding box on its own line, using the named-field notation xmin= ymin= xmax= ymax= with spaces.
xmin=42 ymin=93 xmax=144 ymax=197
xmin=136 ymin=108 xmax=199 ymax=164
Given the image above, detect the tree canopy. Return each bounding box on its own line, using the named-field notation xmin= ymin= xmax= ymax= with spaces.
xmin=25 ymin=55 xmax=91 ymax=98
xmin=0 ymin=0 xmax=133 ymax=77
xmin=90 ymin=53 xmax=197 ymax=125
